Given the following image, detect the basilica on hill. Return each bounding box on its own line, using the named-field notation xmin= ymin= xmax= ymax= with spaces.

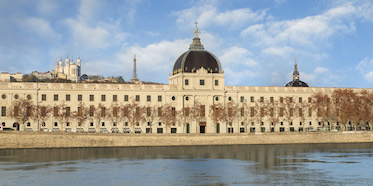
xmin=0 ymin=25 xmax=370 ymax=134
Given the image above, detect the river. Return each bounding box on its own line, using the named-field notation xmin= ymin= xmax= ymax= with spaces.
xmin=1 ymin=143 xmax=373 ymax=185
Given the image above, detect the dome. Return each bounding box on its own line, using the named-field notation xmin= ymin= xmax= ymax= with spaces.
xmin=285 ymin=59 xmax=309 ymax=87
xmin=172 ymin=23 xmax=222 ymax=75
xmin=172 ymin=50 xmax=222 ymax=74
xmin=285 ymin=79 xmax=309 ymax=87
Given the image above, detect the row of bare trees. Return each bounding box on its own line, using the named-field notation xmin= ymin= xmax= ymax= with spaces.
xmin=209 ymin=89 xmax=373 ymax=131
xmin=7 ymin=89 xmax=373 ymax=132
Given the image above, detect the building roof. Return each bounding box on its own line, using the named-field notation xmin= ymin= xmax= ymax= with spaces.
xmin=172 ymin=23 xmax=222 ymax=74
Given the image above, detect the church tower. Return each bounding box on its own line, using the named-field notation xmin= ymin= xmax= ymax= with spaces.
xmin=130 ymin=54 xmax=139 ymax=83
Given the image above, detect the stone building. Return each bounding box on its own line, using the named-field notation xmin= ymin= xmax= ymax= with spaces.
xmin=0 ymin=26 xmax=370 ymax=133
xmin=51 ymin=57 xmax=81 ymax=82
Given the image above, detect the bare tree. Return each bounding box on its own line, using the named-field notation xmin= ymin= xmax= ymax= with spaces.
xmin=31 ymin=104 xmax=52 ymax=131
xmin=144 ymin=105 xmax=158 ymax=133
xmin=282 ymin=97 xmax=295 ymax=131
xmin=125 ymin=101 xmax=145 ymax=132
xmin=254 ymin=98 xmax=268 ymax=132
xmin=9 ymin=98 xmax=35 ymax=131
xmin=209 ymin=103 xmax=226 ymax=133
xmin=107 ymin=102 xmax=121 ymax=133
xmin=72 ymin=102 xmax=89 ymax=132
xmin=159 ymin=104 xmax=177 ymax=133
xmin=93 ymin=103 xmax=107 ymax=132
xmin=226 ymin=101 xmax=239 ymax=132
xmin=178 ymin=106 xmax=193 ymax=133
xmin=267 ymin=99 xmax=281 ymax=132
xmin=54 ymin=101 xmax=72 ymax=131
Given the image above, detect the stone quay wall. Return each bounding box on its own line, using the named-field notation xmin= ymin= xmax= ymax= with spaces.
xmin=1 ymin=131 xmax=372 ymax=149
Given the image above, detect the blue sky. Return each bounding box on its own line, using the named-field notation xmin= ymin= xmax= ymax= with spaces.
xmin=1 ymin=0 xmax=373 ymax=88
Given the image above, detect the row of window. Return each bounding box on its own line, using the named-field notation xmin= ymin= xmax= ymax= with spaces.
xmin=42 ymin=94 xmax=164 ymax=102
xmin=185 ymin=79 xmax=219 ymax=86
xmin=237 ymin=96 xmax=311 ymax=103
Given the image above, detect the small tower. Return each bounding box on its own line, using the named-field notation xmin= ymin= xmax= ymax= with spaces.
xmin=293 ymin=57 xmax=299 ymax=80
xmin=130 ymin=54 xmax=139 ymax=83
xmin=77 ymin=56 xmax=81 ymax=77
xmin=189 ymin=22 xmax=204 ymax=50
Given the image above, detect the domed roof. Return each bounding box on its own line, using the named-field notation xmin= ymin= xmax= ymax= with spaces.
xmin=172 ymin=24 xmax=222 ymax=75
xmin=285 ymin=59 xmax=309 ymax=87
xmin=285 ymin=79 xmax=309 ymax=87
xmin=173 ymin=50 xmax=222 ymax=74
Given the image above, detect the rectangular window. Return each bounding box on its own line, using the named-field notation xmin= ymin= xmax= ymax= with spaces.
xmin=270 ymin=108 xmax=274 ymax=117
xmin=290 ymin=97 xmax=293 ymax=102
xmin=171 ymin=128 xmax=177 ymax=133
xmin=184 ymin=108 xmax=190 ymax=116
xmin=215 ymin=80 xmax=219 ymax=86
xmin=147 ymin=107 xmax=151 ymax=117
xmin=113 ymin=107 xmax=118 ymax=117
xmin=54 ymin=94 xmax=58 ymax=101
xmin=14 ymin=106 xmax=19 ymax=117
xmin=299 ymin=108 xmax=303 ymax=117
xmin=113 ymin=95 xmax=117 ymax=102
xmin=299 ymin=97 xmax=302 ymax=103
xmin=200 ymin=105 xmax=205 ymax=117
xmin=280 ymin=108 xmax=284 ymax=117
xmin=90 ymin=95 xmax=94 ymax=101
xmin=270 ymin=97 xmax=274 ymax=103
xmin=54 ymin=122 xmax=58 ymax=127
xmin=66 ymin=107 xmax=70 ymax=116
xmin=308 ymin=108 xmax=312 ymax=117
xmin=240 ymin=128 xmax=245 ymax=133
xmin=200 ymin=79 xmax=205 ymax=85
xmin=308 ymin=97 xmax=312 ymax=103
xmin=78 ymin=107 xmax=82 ymax=116
xmin=157 ymin=128 xmax=163 ymax=133
xmin=1 ymin=106 xmax=6 ymax=117
xmin=147 ymin=95 xmax=151 ymax=102
xmin=101 ymin=107 xmax=106 ymax=117
xmin=185 ymin=79 xmax=189 ymax=85
xmin=241 ymin=107 xmax=244 ymax=117
xmin=261 ymin=127 xmax=265 ymax=133
xmin=42 ymin=94 xmax=46 ymax=101
xmin=172 ymin=107 xmax=176 ymax=116
xmin=250 ymin=127 xmax=256 ymax=133
xmin=101 ymin=95 xmax=106 ymax=102
xmin=135 ymin=95 xmax=140 ymax=102
xmin=123 ymin=107 xmax=128 ymax=117
xmin=78 ymin=94 xmax=82 ymax=101
xmin=66 ymin=94 xmax=70 ymax=101
xmin=250 ymin=107 xmax=255 ymax=117
xmin=240 ymin=96 xmax=244 ymax=102
xmin=280 ymin=97 xmax=283 ymax=103
xmin=250 ymin=96 xmax=254 ymax=102
xmin=158 ymin=107 xmax=162 ymax=117
xmin=66 ymin=122 xmax=70 ymax=127
xmin=41 ymin=107 xmax=46 ymax=116
xmin=90 ymin=122 xmax=94 ymax=127
xmin=158 ymin=95 xmax=162 ymax=102
xmin=54 ymin=107 xmax=58 ymax=116
xmin=124 ymin=95 xmax=129 ymax=101
xmin=290 ymin=108 xmax=293 ymax=117
xmin=101 ymin=122 xmax=105 ymax=127
xmin=90 ymin=106 xmax=94 ymax=117
xmin=260 ymin=97 xmax=264 ymax=102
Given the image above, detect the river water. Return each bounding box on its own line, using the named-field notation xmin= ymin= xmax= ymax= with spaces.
xmin=1 ymin=143 xmax=373 ymax=185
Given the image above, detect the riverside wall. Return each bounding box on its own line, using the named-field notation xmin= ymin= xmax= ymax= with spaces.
xmin=1 ymin=131 xmax=373 ymax=149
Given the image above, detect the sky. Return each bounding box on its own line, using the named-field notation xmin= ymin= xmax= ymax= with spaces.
xmin=1 ymin=0 xmax=373 ymax=88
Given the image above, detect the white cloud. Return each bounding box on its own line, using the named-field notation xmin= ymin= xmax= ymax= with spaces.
xmin=241 ymin=2 xmax=360 ymax=48
xmin=314 ymin=67 xmax=328 ymax=74
xmin=174 ymin=5 xmax=267 ymax=29
xmin=36 ymin=0 xmax=58 ymax=15
xmin=356 ymin=57 xmax=373 ymax=82
xmin=364 ymin=71 xmax=373 ymax=82
xmin=262 ymin=46 xmax=294 ymax=57
xmin=219 ymin=47 xmax=257 ymax=67
xmin=21 ymin=17 xmax=61 ymax=41
xmin=62 ymin=0 xmax=127 ymax=51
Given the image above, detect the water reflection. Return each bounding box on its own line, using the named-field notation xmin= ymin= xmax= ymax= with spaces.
xmin=0 ymin=143 xmax=373 ymax=185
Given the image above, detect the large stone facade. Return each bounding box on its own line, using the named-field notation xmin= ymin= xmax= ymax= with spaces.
xmin=0 ymin=27 xmax=371 ymax=134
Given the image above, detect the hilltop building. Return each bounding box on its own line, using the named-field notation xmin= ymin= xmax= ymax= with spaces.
xmin=51 ymin=56 xmax=82 ymax=82
xmin=0 ymin=25 xmax=370 ymax=133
